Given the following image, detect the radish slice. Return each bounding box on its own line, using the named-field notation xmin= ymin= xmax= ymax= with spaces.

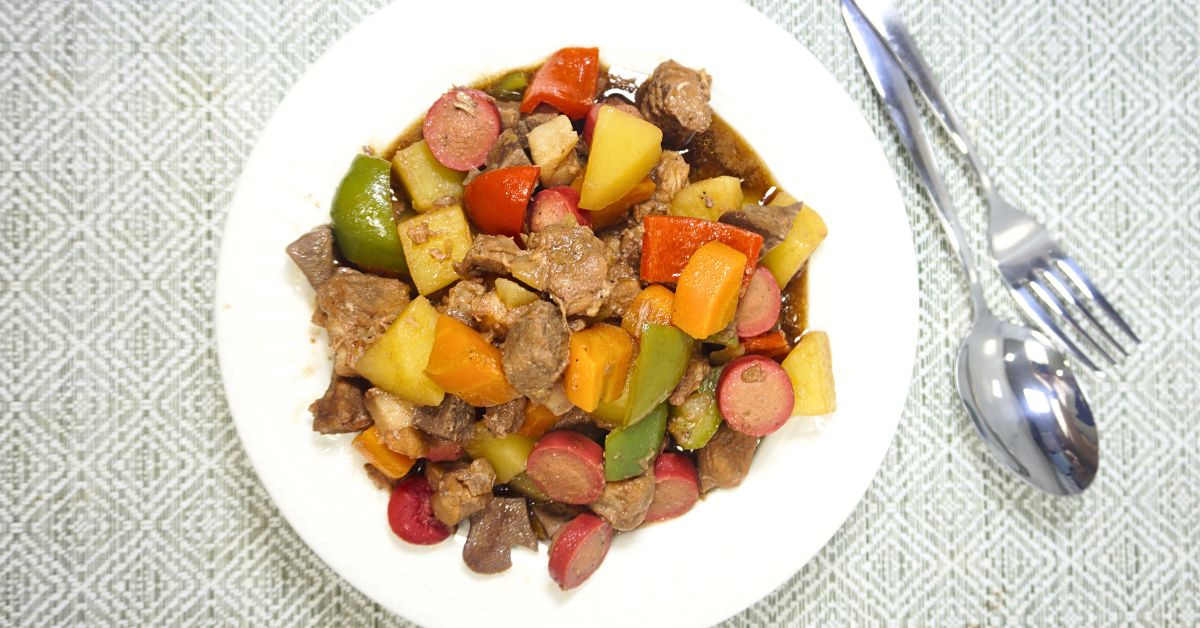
xmin=717 ymin=355 xmax=795 ymax=436
xmin=530 ymin=186 xmax=590 ymax=232
xmin=644 ymin=453 xmax=700 ymax=523
xmin=387 ymin=475 xmax=453 ymax=545
xmin=548 ymin=513 xmax=613 ymax=590
xmin=423 ymin=88 xmax=501 ymax=170
xmin=525 ymin=431 xmax=606 ymax=504
xmin=736 ymin=266 xmax=782 ymax=338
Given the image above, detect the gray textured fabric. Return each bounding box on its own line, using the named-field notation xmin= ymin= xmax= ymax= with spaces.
xmin=1 ymin=0 xmax=1196 ymax=625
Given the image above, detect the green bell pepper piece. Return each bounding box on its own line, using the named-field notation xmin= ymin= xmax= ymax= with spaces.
xmin=709 ymin=343 xmax=744 ymax=365
xmin=604 ymin=403 xmax=668 ymax=481
xmin=591 ymin=372 xmax=632 ymax=430
xmin=489 ymin=71 xmax=530 ymax=101
xmin=668 ymin=366 xmax=724 ymax=450
xmin=330 ymin=154 xmax=408 ymax=274
xmin=624 ymin=324 xmax=692 ymax=426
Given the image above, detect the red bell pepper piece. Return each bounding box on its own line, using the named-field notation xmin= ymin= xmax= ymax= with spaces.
xmin=640 ymin=216 xmax=763 ymax=283
xmin=740 ymin=329 xmax=790 ymax=359
xmin=520 ymin=47 xmax=600 ymax=120
xmin=464 ymin=165 xmax=541 ymax=237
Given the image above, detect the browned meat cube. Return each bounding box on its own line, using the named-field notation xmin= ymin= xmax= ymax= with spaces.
xmin=697 ymin=423 xmax=760 ymax=493
xmin=309 ymin=375 xmax=372 ymax=434
xmin=636 ymin=60 xmax=713 ymax=147
xmin=312 ymin=268 xmax=410 ymax=377
xmin=589 ymin=473 xmax=655 ymax=531
xmin=502 ymin=300 xmax=569 ymax=401
xmin=432 ymin=458 xmax=497 ymax=527
xmin=286 ymin=225 xmax=336 ymax=288
xmin=462 ymin=497 xmax=538 ymax=574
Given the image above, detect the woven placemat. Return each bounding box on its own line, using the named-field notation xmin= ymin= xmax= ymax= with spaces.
xmin=1 ymin=0 xmax=1195 ymax=624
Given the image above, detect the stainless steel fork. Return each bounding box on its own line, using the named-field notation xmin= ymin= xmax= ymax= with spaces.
xmin=850 ymin=0 xmax=1139 ymax=371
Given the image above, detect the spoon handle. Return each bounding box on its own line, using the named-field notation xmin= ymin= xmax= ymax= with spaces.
xmin=841 ymin=0 xmax=986 ymax=313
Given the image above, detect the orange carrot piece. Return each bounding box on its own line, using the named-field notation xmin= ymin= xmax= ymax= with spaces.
xmin=621 ymin=284 xmax=676 ymax=338
xmin=353 ymin=426 xmax=417 ymax=479
xmin=640 ymin=216 xmax=762 ymax=283
xmin=564 ymin=324 xmax=635 ymax=412
xmin=424 ymin=315 xmax=519 ymax=407
xmin=518 ymin=402 xmax=559 ymax=440
xmin=671 ymin=241 xmax=748 ymax=339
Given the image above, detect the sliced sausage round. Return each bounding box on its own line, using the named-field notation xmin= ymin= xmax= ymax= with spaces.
xmin=387 ymin=474 xmax=453 ymax=545
xmin=530 ymin=186 xmax=590 ymax=232
xmin=736 ymin=266 xmax=782 ymax=338
xmin=548 ymin=513 xmax=613 ymax=590
xmin=644 ymin=453 xmax=699 ymax=523
xmin=423 ymin=88 xmax=501 ymax=171
xmin=717 ymin=355 xmax=795 ymax=437
xmin=525 ymin=431 xmax=606 ymax=504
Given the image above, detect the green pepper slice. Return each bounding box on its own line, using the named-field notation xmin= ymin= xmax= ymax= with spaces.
xmin=623 ymin=324 xmax=692 ymax=426
xmin=668 ymin=366 xmax=724 ymax=450
xmin=330 ymin=154 xmax=408 ymax=274
xmin=488 ymin=71 xmax=530 ymax=101
xmin=604 ymin=403 xmax=668 ymax=481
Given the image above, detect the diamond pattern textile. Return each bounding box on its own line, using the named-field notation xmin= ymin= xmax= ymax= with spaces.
xmin=0 ymin=0 xmax=1196 ymax=625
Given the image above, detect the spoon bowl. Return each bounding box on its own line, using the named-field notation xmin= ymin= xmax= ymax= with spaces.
xmin=955 ymin=313 xmax=1098 ymax=495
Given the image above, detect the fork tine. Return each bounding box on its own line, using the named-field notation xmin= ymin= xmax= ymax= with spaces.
xmin=1040 ymin=266 xmax=1129 ymax=357
xmin=1012 ymin=284 xmax=1099 ymax=371
xmin=1028 ymin=275 xmax=1118 ymax=367
xmin=1054 ymin=255 xmax=1140 ymax=345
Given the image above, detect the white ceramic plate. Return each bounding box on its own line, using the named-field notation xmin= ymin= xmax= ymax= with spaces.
xmin=216 ymin=0 xmax=918 ymax=625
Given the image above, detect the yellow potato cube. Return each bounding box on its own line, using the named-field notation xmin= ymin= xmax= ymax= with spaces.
xmin=392 ymin=140 xmax=465 ymax=212
xmin=494 ymin=277 xmax=538 ymax=309
xmin=355 ymin=296 xmax=445 ymax=406
xmin=398 ymin=205 xmax=472 ymax=295
xmin=668 ymin=176 xmax=744 ymax=221
xmin=580 ymin=106 xmax=663 ymax=210
xmin=768 ymin=190 xmax=799 ymax=207
xmin=781 ymin=331 xmax=836 ymax=415
xmin=526 ymin=114 xmax=579 ymax=187
xmin=760 ymin=203 xmax=828 ymax=287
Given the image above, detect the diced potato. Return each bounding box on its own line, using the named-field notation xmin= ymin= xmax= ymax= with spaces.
xmin=668 ymin=176 xmax=744 ymax=221
xmin=508 ymin=256 xmax=545 ymax=291
xmin=527 ymin=115 xmax=579 ymax=186
xmin=392 ymin=140 xmax=466 ymax=212
xmin=495 ymin=277 xmax=538 ymax=309
xmin=579 ymin=106 xmax=663 ymax=210
xmin=760 ymin=203 xmax=828 ymax=287
xmin=465 ymin=427 xmax=536 ymax=483
xmin=769 ymin=190 xmax=799 ymax=207
xmin=781 ymin=331 xmax=836 ymax=415
xmin=355 ymin=296 xmax=445 ymax=406
xmin=398 ymin=205 xmax=472 ymax=295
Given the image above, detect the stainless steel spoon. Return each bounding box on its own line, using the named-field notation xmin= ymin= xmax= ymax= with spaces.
xmin=842 ymin=0 xmax=1098 ymax=495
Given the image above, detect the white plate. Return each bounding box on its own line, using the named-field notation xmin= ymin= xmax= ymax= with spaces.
xmin=216 ymin=0 xmax=918 ymax=625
